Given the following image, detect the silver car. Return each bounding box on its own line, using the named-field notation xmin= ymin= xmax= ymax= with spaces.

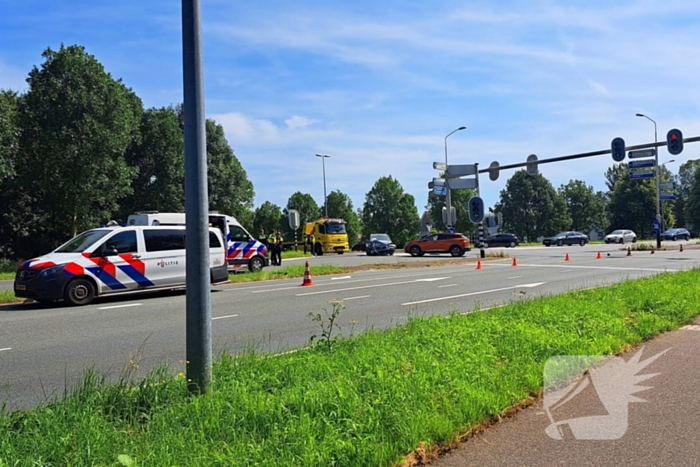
xmin=604 ymin=229 xmax=637 ymax=244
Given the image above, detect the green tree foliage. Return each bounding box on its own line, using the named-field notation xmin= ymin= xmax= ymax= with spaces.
xmin=119 ymin=106 xmax=184 ymax=219
xmin=284 ymin=192 xmax=321 ymax=240
xmin=0 ymin=89 xmax=19 ymax=184
xmin=684 ymin=166 xmax=700 ymax=233
xmin=607 ymin=165 xmax=674 ymax=236
xmin=677 ymin=160 xmax=700 ymax=229
xmin=558 ymin=180 xmax=608 ymax=233
xmin=205 ymin=119 xmax=255 ymax=227
xmin=19 ymin=44 xmax=142 ymax=240
xmin=253 ymin=201 xmax=283 ymax=236
xmin=494 ymin=171 xmax=570 ymax=242
xmin=325 ymin=190 xmax=361 ymax=244
xmin=361 ymin=176 xmax=420 ymax=246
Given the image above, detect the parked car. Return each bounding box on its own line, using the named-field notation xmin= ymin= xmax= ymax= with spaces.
xmin=482 ymin=233 xmax=520 ymax=248
xmin=604 ymin=229 xmax=637 ymax=244
xmin=662 ymin=228 xmax=691 ymax=241
xmin=365 ymin=235 xmax=396 ymax=256
xmin=351 ymin=241 xmax=367 ymax=252
xmin=404 ymin=232 xmax=471 ymax=257
xmin=542 ymin=231 xmax=589 ymax=247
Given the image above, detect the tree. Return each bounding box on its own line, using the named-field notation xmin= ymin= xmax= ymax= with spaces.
xmin=253 ymin=201 xmax=283 ymax=236
xmin=684 ymin=167 xmax=700 ymax=233
xmin=119 ymin=106 xmax=185 ymax=219
xmin=205 ymin=118 xmax=255 ymax=227
xmin=284 ymin=192 xmax=321 ymax=241
xmin=0 ymin=89 xmax=19 ymax=185
xmin=325 ymin=190 xmax=361 ymax=244
xmin=558 ymin=180 xmax=608 ymax=233
xmin=494 ymin=171 xmax=570 ymax=242
xmin=604 ymin=164 xmax=627 ymax=193
xmin=678 ymin=160 xmax=700 ymax=229
xmin=19 ymin=44 xmax=142 ymax=240
xmin=361 ymin=176 xmax=420 ymax=246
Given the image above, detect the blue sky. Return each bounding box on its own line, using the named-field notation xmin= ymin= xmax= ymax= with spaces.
xmin=2 ymin=1 xmax=700 ymax=219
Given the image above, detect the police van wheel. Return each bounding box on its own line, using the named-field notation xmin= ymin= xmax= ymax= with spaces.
xmin=64 ymin=278 xmax=95 ymax=306
xmin=248 ymin=257 xmax=264 ymax=273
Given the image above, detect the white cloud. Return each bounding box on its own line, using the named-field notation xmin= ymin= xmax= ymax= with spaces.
xmin=285 ymin=115 xmax=317 ymax=130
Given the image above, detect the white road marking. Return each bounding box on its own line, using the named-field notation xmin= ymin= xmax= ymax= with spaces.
xmin=438 ymin=284 xmax=457 ymax=288
xmin=331 ymin=276 xmax=352 ymax=280
xmin=489 ymin=263 xmax=677 ymax=272
xmin=415 ymin=277 xmax=449 ymax=282
xmin=402 ymin=282 xmax=546 ymax=306
xmin=0 ymin=348 xmax=11 ymax=352
xmin=507 ymin=276 xmax=522 ymax=279
xmin=212 ymin=314 xmax=239 ymax=320
xmin=98 ymin=303 xmax=142 ymax=310
xmin=342 ymin=295 xmax=371 ymax=301
xmin=296 ymin=277 xmax=450 ymax=297
xmin=681 ymin=325 xmax=700 ymax=331
xmin=461 ymin=303 xmax=506 ymax=314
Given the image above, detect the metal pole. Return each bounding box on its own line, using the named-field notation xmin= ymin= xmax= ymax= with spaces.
xmin=182 ymin=0 xmax=212 ymax=395
xmin=444 ymin=126 xmax=466 ymax=228
xmin=316 ymin=154 xmax=330 ymax=217
xmin=637 ymin=114 xmax=661 ymax=248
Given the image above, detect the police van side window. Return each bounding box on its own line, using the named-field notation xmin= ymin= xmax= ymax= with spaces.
xmin=106 ymin=231 xmax=138 ymax=254
xmin=229 ymin=226 xmax=249 ymax=242
xmin=209 ymin=231 xmax=222 ymax=248
xmin=144 ymin=229 xmax=186 ymax=252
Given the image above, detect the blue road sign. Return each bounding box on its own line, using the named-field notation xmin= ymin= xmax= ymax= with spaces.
xmin=628 ymin=149 xmax=656 ymax=159
xmin=660 ymin=192 xmax=677 ymax=201
xmin=434 ymin=186 xmax=447 ymax=196
xmin=628 ymin=159 xmax=656 ymax=169
xmin=652 ymin=220 xmax=661 ymax=232
xmin=447 ymin=227 xmax=456 ymax=234
xmin=629 ymin=170 xmax=655 ymax=180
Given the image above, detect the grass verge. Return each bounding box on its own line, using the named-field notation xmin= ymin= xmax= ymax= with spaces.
xmin=228 ymin=264 xmax=350 ymax=283
xmin=2 ymin=269 xmax=699 ymax=466
xmin=0 ymin=290 xmax=20 ymax=304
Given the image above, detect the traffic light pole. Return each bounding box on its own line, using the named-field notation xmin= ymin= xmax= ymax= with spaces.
xmin=476 ymin=169 xmax=485 ymax=259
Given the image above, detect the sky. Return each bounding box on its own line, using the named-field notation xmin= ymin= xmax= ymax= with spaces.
xmin=2 ymin=1 xmax=700 ymax=221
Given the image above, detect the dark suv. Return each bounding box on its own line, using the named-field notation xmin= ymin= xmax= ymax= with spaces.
xmin=404 ymin=233 xmax=471 ymax=257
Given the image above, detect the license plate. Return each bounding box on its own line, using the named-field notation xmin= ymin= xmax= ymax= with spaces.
xmin=15 ymin=284 xmax=26 ymax=291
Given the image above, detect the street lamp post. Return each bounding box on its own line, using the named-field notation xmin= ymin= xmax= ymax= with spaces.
xmin=636 ymin=113 xmax=661 ymax=248
xmin=315 ymin=153 xmax=330 ymax=217
xmin=444 ymin=126 xmax=467 ymax=228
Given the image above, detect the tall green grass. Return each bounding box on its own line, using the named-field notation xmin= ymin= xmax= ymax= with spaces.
xmin=1 ymin=269 xmax=699 ymax=466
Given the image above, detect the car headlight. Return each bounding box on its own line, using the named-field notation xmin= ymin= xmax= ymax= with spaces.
xmin=39 ymin=264 xmax=66 ymax=278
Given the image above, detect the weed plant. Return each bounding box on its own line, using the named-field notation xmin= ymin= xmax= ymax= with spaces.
xmin=1 ymin=270 xmax=700 ymax=466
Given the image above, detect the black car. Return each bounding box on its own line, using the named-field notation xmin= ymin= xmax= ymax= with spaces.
xmin=351 ymin=241 xmax=367 ymax=252
xmin=482 ymin=233 xmax=519 ymax=248
xmin=661 ymin=228 xmax=691 ymax=241
xmin=542 ymin=231 xmax=589 ymax=247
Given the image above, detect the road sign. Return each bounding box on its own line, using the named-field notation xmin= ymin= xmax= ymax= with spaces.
xmin=629 ymin=170 xmax=655 ymax=180
xmin=652 ymin=220 xmax=661 ymax=232
xmin=447 ymin=178 xmax=478 ymax=190
xmin=432 ymin=178 xmax=446 ymax=186
xmin=628 ymin=148 xmax=656 ymax=159
xmin=447 ymin=227 xmax=456 ymax=234
xmin=433 ymin=162 xmax=447 ymax=171
xmin=526 ymin=154 xmax=538 ymax=176
xmin=628 ymin=159 xmax=656 ymax=169
xmin=660 ymin=181 xmax=676 ymax=190
xmin=446 ymin=164 xmax=477 ymax=177
xmin=288 ymin=209 xmax=300 ymax=230
xmin=660 ymin=192 xmax=677 ymax=201
xmin=433 ymin=186 xmax=447 ymax=196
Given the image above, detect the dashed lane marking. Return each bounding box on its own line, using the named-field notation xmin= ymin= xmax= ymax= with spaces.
xmin=342 ymin=295 xmax=371 ymax=300
xmin=0 ymin=348 xmax=11 ymax=352
xmin=402 ymin=282 xmax=546 ymax=306
xmin=212 ymin=314 xmax=239 ymax=321
xmin=98 ymin=303 xmax=142 ymax=310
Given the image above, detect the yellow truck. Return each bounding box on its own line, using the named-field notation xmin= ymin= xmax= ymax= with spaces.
xmin=305 ymin=218 xmax=349 ymax=255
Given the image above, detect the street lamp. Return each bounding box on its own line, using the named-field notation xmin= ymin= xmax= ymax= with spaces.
xmin=315 ymin=153 xmax=330 ymax=217
xmin=635 ymin=113 xmax=661 ymax=248
xmin=444 ymin=126 xmax=467 ymax=228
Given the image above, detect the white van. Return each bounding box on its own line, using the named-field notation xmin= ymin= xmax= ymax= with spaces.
xmin=127 ymin=211 xmax=269 ymax=272
xmin=13 ymin=225 xmax=228 ymax=306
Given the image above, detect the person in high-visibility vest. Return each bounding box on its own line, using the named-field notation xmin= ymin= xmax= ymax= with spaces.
xmin=273 ymin=230 xmax=283 ymax=266
xmin=259 ymin=229 xmax=269 ymax=257
xmin=309 ymin=233 xmax=316 ymax=256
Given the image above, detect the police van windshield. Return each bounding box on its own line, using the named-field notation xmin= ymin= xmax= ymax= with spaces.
xmin=55 ymin=230 xmax=111 ymax=253
xmin=326 ymin=223 xmax=347 ymax=234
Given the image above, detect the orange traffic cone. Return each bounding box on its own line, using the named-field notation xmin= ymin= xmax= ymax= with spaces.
xmin=300 ymin=261 xmax=314 ymax=286
xmin=512 ymin=257 xmax=518 ymax=267
xmin=596 ymin=251 xmax=602 ymax=259
xmin=680 ymin=244 xmax=684 ymax=252
xmin=650 ymin=249 xmax=655 ymax=254
xmin=475 ymin=260 xmax=483 ymax=270
xmin=565 ymin=253 xmax=570 ymax=262
xmin=627 ymin=247 xmax=632 ymax=256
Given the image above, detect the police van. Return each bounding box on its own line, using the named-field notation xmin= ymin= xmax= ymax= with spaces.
xmin=13 ymin=225 xmax=228 ymax=306
xmin=126 ymin=211 xmax=269 ymax=273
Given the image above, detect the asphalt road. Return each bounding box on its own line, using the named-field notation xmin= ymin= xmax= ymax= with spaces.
xmin=1 ymin=242 xmax=698 ymax=412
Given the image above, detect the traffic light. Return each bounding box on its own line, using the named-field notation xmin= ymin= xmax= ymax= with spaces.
xmin=611 ymin=137 xmax=625 ymax=162
xmin=468 ymin=196 xmax=484 ymax=224
xmin=667 ymin=129 xmax=683 ymax=155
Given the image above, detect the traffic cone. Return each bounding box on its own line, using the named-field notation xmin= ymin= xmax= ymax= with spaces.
xmin=300 ymin=261 xmax=314 ymax=286
xmin=627 ymin=247 xmax=632 ymax=256
xmin=565 ymin=253 xmax=570 ymax=262
xmin=512 ymin=257 xmax=518 ymax=266
xmin=680 ymin=244 xmax=684 ymax=252
xmin=650 ymin=249 xmax=655 ymax=255
xmin=596 ymin=251 xmax=602 ymax=259
xmin=475 ymin=260 xmax=483 ymax=270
